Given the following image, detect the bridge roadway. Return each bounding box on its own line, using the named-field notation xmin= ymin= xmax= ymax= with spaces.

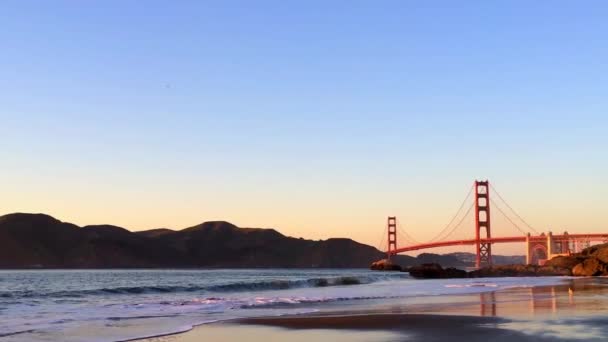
xmin=390 ymin=233 xmax=608 ymax=254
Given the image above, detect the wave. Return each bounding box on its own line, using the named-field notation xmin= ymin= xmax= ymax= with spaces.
xmin=0 ymin=286 xmax=207 ymax=299
xmin=149 ymin=293 xmax=396 ymax=311
xmin=0 ymin=329 xmax=36 ymax=338
xmin=207 ymin=276 xmax=378 ymax=292
xmin=0 ymin=274 xmax=409 ymax=299
xmin=444 ymin=282 xmax=499 ymax=288
xmin=238 ymin=295 xmax=392 ymax=309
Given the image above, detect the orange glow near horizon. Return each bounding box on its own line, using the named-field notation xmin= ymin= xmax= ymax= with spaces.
xmin=2 ymin=179 xmax=606 ymax=256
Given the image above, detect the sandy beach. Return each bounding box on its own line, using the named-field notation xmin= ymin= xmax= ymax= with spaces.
xmin=139 ymin=277 xmax=608 ymax=342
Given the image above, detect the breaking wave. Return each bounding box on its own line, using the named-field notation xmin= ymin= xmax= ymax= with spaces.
xmin=0 ymin=274 xmax=409 ymax=299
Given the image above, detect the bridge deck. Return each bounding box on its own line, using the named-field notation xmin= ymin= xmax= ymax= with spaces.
xmin=389 ymin=234 xmax=608 ymax=254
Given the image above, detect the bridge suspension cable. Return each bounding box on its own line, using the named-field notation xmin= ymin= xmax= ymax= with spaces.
xmin=490 ymin=198 xmax=529 ymax=235
xmin=397 ymin=221 xmax=419 ymax=245
xmin=490 ymin=184 xmax=539 ymax=234
xmin=434 ymin=202 xmax=474 ymax=241
xmin=429 ymin=185 xmax=474 ymax=242
xmin=377 ymin=224 xmax=387 ymax=251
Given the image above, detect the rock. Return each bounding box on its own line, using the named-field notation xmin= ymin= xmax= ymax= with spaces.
xmin=444 ymin=267 xmax=468 ymax=278
xmin=469 ymin=264 xmax=536 ymax=277
xmin=572 ymin=258 xmax=606 ymax=276
xmin=545 ymin=242 xmax=608 ymax=277
xmin=404 ymin=243 xmax=608 ymax=279
xmin=404 ymin=262 xmax=572 ymax=279
xmin=468 ymin=264 xmax=571 ymax=278
xmin=580 ymin=243 xmax=608 ymax=256
xmin=407 ymin=263 xmax=466 ymax=279
xmin=370 ymin=259 xmax=402 ymax=271
xmin=536 ymin=265 xmax=572 ymax=276
xmin=408 ymin=263 xmax=443 ymax=278
xmin=592 ymin=244 xmax=608 ymax=264
xmin=544 ymin=255 xmax=585 ymax=269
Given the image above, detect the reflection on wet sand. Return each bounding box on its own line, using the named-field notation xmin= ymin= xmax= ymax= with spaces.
xmin=477 ymin=278 xmax=608 ymax=318
xmin=395 ymin=277 xmax=608 ymax=320
xmin=479 ymin=291 xmax=496 ymax=317
xmin=489 ymin=278 xmax=608 ymax=341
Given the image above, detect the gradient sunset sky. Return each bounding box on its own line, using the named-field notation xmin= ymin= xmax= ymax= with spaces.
xmin=1 ymin=1 xmax=607 ymax=254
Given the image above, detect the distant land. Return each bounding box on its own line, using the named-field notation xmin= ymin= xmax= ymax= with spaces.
xmin=0 ymin=213 xmax=524 ymax=269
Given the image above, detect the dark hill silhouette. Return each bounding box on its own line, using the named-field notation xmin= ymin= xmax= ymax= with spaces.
xmin=0 ymin=213 xmax=415 ymax=268
xmin=135 ymin=228 xmax=176 ymax=238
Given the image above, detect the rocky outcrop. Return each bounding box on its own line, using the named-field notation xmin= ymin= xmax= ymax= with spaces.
xmin=468 ymin=264 xmax=571 ymax=277
xmin=370 ymin=259 xmax=402 ymax=271
xmin=405 ymin=243 xmax=608 ymax=279
xmin=546 ymin=243 xmax=608 ymax=277
xmin=404 ymin=263 xmax=570 ymax=279
xmin=570 ymin=245 xmax=608 ymax=276
xmin=544 ymin=255 xmax=586 ymax=269
xmin=592 ymin=244 xmax=608 ymax=264
xmin=572 ymin=258 xmax=605 ymax=276
xmin=408 ymin=263 xmax=467 ymax=279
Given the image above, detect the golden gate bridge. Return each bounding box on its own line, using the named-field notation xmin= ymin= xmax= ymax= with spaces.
xmin=383 ymin=180 xmax=608 ymax=268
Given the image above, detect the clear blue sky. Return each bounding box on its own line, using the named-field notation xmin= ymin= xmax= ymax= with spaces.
xmin=1 ymin=1 xmax=607 ymax=253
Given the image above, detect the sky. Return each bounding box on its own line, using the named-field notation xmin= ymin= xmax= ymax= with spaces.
xmin=1 ymin=1 xmax=607 ymax=255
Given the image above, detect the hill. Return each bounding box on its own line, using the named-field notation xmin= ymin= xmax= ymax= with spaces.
xmin=0 ymin=213 xmax=416 ymax=268
xmin=444 ymin=252 xmax=525 ymax=266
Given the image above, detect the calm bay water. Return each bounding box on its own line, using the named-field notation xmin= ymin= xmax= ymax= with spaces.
xmin=0 ymin=269 xmax=570 ymax=341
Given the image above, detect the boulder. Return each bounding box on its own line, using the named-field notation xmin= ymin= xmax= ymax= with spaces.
xmin=468 ymin=264 xmax=571 ymax=278
xmin=536 ymin=265 xmax=572 ymax=276
xmin=592 ymin=244 xmax=608 ymax=264
xmin=580 ymin=243 xmax=608 ymax=256
xmin=408 ymin=263 xmax=443 ymax=278
xmin=469 ymin=264 xmax=536 ymax=277
xmin=370 ymin=259 xmax=402 ymax=271
xmin=405 ymin=262 xmax=572 ymax=279
xmin=544 ymin=255 xmax=585 ymax=269
xmin=408 ymin=263 xmax=466 ymax=279
xmin=572 ymin=258 xmax=606 ymax=276
xmin=545 ymin=242 xmax=608 ymax=277
xmin=444 ymin=267 xmax=468 ymax=278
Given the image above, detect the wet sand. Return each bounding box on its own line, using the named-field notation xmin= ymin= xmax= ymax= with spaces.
xmin=139 ymin=277 xmax=608 ymax=342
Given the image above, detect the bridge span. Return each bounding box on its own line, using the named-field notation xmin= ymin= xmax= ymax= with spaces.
xmin=385 ymin=181 xmax=608 ymax=267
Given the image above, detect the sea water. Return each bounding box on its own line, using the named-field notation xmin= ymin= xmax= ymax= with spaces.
xmin=0 ymin=269 xmax=569 ymax=341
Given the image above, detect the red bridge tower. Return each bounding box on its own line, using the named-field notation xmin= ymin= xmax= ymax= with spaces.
xmin=475 ymin=180 xmax=492 ymax=268
xmin=387 ymin=216 xmax=397 ymax=260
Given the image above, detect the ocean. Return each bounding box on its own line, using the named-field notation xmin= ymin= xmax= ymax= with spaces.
xmin=0 ymin=269 xmax=576 ymax=341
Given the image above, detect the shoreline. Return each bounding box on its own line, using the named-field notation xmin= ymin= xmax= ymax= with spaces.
xmin=137 ymin=277 xmax=608 ymax=342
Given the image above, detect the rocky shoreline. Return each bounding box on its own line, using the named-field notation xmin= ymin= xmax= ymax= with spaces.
xmin=546 ymin=242 xmax=608 ymax=276
xmin=371 ymin=242 xmax=608 ymax=278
